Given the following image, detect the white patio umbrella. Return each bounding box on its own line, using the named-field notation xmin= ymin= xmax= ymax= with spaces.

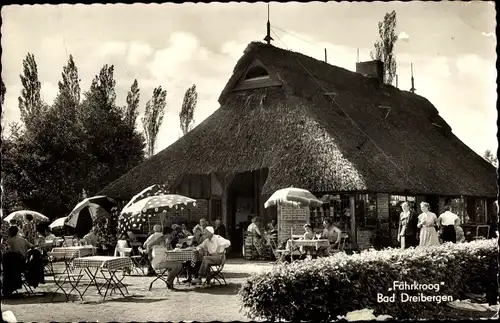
xmin=118 ymin=194 xmax=197 ymax=233
xmin=264 ymin=187 xmax=323 ymax=209
xmin=264 ymin=187 xmax=322 ymax=261
xmin=66 ymin=196 xmax=116 ymax=228
xmin=4 ymin=210 xmax=49 ymax=224
xmin=49 ymin=216 xmax=68 ymax=230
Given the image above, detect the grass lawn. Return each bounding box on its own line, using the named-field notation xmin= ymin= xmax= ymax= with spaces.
xmin=1 ymin=259 xmax=496 ymax=322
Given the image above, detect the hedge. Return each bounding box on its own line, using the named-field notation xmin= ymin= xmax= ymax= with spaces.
xmin=238 ymin=239 xmax=498 ymax=321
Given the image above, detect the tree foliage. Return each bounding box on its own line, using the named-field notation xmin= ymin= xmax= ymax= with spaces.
xmin=123 ymin=79 xmax=140 ymax=130
xmin=179 ymin=84 xmax=198 ymax=135
xmin=18 ymin=53 xmax=47 ymax=131
xmin=483 ymin=149 xmax=498 ymax=168
xmin=1 ymin=58 xmax=145 ymax=218
xmin=142 ymin=86 xmax=167 ymax=157
xmin=370 ymin=10 xmax=398 ymax=85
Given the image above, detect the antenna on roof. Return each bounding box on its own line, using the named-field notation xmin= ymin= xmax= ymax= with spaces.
xmin=357 ymin=48 xmax=360 ymax=63
xmin=410 ymin=63 xmax=416 ymax=93
xmin=324 ymin=48 xmax=328 ymax=63
xmin=263 ymin=3 xmax=274 ymax=45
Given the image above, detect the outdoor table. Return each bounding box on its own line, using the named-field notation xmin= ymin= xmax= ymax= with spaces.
xmin=286 ymin=239 xmax=330 ymax=250
xmin=73 ymin=255 xmax=132 ymax=300
xmin=46 ymin=248 xmax=94 ymax=301
xmin=165 ymin=248 xmax=200 ymax=267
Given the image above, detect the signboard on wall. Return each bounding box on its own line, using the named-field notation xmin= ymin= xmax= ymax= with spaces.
xmin=377 ymin=193 xmax=389 ymax=221
xmin=278 ymin=205 xmax=310 ymax=242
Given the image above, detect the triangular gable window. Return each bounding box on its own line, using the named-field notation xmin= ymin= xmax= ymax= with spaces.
xmin=232 ymin=60 xmax=281 ymax=91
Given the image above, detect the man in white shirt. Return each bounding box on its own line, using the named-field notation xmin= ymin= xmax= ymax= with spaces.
xmin=191 ymin=226 xmax=231 ymax=284
xmin=438 ymin=205 xmax=460 ymax=243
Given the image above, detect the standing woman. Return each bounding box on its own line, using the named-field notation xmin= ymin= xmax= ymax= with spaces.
xmin=417 ymin=202 xmax=440 ymax=247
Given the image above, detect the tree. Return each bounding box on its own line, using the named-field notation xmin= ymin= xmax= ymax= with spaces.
xmin=483 ymin=149 xmax=498 ymax=167
xmin=56 ymin=54 xmax=81 ymax=109
xmin=18 ymin=53 xmax=46 ymax=131
xmin=123 ymin=79 xmax=140 ymax=130
xmin=79 ymin=64 xmax=145 ymax=194
xmin=0 ymin=79 xmax=5 ymax=105
xmin=179 ymin=84 xmax=198 ymax=135
xmin=370 ymin=10 xmax=398 ymax=85
xmin=142 ymin=86 xmax=167 ymax=157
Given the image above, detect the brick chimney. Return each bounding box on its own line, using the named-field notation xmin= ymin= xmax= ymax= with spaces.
xmin=356 ymin=60 xmax=384 ymax=83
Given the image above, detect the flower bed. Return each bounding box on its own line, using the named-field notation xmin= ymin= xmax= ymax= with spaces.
xmin=238 ymin=239 xmax=498 ymax=321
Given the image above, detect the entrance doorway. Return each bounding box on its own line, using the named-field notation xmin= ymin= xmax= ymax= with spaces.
xmin=227 ymin=171 xmax=256 ymax=256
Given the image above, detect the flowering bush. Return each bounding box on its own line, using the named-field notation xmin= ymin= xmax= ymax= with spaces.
xmin=238 ymin=239 xmax=497 ymax=321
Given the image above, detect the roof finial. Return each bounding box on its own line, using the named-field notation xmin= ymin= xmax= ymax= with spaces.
xmin=263 ymin=3 xmax=273 ymax=45
xmin=410 ymin=63 xmax=416 ymax=94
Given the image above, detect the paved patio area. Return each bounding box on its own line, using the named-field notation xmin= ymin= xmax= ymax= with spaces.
xmin=1 ymin=260 xmax=273 ymax=322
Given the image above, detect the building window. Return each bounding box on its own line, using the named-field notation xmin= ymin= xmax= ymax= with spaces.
xmin=356 ymin=194 xmax=377 ymax=229
xmin=176 ymin=175 xmax=211 ymax=199
xmin=311 ymin=194 xmax=351 ymax=232
xmin=243 ymin=66 xmax=270 ymax=82
xmin=449 ymin=197 xmax=466 ymax=223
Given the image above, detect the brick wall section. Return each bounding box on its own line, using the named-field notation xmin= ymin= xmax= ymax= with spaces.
xmin=357 ymin=229 xmax=373 ymax=249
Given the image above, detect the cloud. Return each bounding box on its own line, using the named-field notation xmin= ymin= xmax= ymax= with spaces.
xmin=96 ymin=41 xmax=128 ymax=58
xmin=398 ymin=31 xmax=411 ymax=42
xmin=127 ymin=42 xmax=153 ymax=66
xmin=481 ymin=32 xmax=495 ymax=38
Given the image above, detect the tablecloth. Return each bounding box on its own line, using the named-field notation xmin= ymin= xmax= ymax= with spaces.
xmin=48 ymin=246 xmax=96 ymax=260
xmin=166 ymin=249 xmax=200 ymax=267
xmin=73 ymin=256 xmax=132 ymax=271
xmin=286 ymin=239 xmax=330 ymax=250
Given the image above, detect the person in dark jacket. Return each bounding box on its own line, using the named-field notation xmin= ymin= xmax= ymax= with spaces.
xmin=398 ymin=202 xmax=419 ymax=248
xmin=25 ymin=247 xmax=45 ymax=288
xmin=214 ymin=218 xmax=226 ymax=238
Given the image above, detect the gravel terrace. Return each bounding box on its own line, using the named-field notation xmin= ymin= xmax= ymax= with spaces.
xmin=2 ymin=259 xmax=496 ymax=322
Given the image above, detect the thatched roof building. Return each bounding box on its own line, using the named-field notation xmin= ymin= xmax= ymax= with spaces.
xmin=101 ymin=42 xmax=497 ymax=200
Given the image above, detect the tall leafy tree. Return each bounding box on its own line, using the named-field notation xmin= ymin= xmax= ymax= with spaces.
xmin=0 ymin=79 xmax=5 ymax=106
xmin=179 ymin=84 xmax=198 ymax=135
xmin=142 ymin=86 xmax=167 ymax=157
xmin=123 ymin=79 xmax=140 ymax=130
xmin=55 ymin=54 xmax=81 ymax=109
xmin=80 ymin=64 xmax=145 ymax=194
xmin=483 ymin=149 xmax=498 ymax=168
xmin=18 ymin=53 xmax=46 ymax=131
xmin=370 ymin=10 xmax=398 ymax=85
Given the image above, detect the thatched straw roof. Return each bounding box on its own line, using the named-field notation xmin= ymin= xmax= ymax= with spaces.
xmin=100 ymin=42 xmax=497 ymax=200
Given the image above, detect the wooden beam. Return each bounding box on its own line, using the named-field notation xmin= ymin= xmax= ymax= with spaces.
xmin=350 ymin=194 xmax=357 ymax=245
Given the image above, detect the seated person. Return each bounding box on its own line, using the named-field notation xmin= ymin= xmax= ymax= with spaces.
xmin=150 ymin=227 xmax=183 ymax=290
xmin=81 ymin=229 xmax=99 ymax=246
xmin=303 ymin=223 xmax=315 ymax=240
xmin=191 ymin=226 xmax=231 ymax=285
xmin=180 ymin=223 xmax=191 ymax=237
xmin=45 ymin=229 xmax=56 ymax=240
xmin=114 ymin=234 xmax=130 ymax=257
xmin=319 ymin=218 xmax=342 ymax=255
xmin=191 ymin=225 xmax=205 ymax=247
xmin=143 ymin=225 xmax=163 ymax=251
xmin=6 ymin=226 xmax=33 ymax=258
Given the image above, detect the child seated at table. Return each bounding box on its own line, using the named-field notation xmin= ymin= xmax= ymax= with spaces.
xmin=302 ymin=224 xmax=315 ymax=240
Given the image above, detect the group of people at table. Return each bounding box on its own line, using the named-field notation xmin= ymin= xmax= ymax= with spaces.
xmin=111 ymin=218 xmax=230 ymax=290
xmin=246 ymin=216 xmax=344 ymax=259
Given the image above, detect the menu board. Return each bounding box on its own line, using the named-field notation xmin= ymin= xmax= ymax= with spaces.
xmin=377 ymin=193 xmax=390 ymax=221
xmin=278 ymin=205 xmax=310 ymax=242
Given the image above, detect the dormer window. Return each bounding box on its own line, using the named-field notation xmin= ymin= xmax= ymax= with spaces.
xmin=231 ymin=60 xmax=282 ymax=91
xmin=243 ymin=66 xmax=270 ymax=82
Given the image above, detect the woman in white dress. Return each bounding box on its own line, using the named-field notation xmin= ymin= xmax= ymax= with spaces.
xmin=417 ymin=202 xmax=440 ymax=247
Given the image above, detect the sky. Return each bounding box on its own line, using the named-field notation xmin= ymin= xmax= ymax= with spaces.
xmin=1 ymin=2 xmax=497 ymax=157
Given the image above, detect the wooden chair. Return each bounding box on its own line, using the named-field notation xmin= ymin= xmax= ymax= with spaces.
xmin=204 ymin=249 xmax=227 ymax=285
xmin=115 ymin=247 xmax=146 ymax=276
xmin=475 ymin=225 xmax=490 ymax=240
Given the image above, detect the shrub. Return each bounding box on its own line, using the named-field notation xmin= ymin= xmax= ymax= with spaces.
xmin=238 ymin=239 xmax=497 ymax=321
